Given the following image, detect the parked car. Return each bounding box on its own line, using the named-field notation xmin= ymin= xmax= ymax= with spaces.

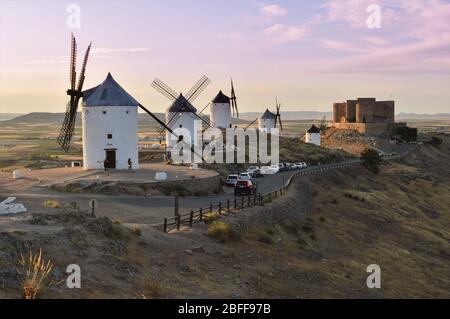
xmin=225 ymin=174 xmax=239 ymax=186
xmin=234 ymin=180 xmax=257 ymax=196
xmin=239 ymin=172 xmax=252 ymax=180
xmin=270 ymin=164 xmax=280 ymax=173
xmin=252 ymin=169 xmax=264 ymax=177
xmin=246 ymin=166 xmax=260 ymax=175
xmin=291 ymin=163 xmax=303 ymax=169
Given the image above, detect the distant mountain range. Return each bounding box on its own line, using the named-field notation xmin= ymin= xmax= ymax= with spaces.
xmin=1 ymin=111 xmax=449 ymax=126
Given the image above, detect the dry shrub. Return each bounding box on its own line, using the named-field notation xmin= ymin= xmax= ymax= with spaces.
xmin=43 ymin=200 xmax=61 ymax=209
xmin=17 ymin=249 xmax=54 ymax=299
xmin=132 ymin=226 xmax=142 ymax=237
xmin=207 ymin=221 xmax=240 ymax=243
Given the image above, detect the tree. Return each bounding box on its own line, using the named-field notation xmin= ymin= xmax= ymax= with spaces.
xmin=361 ymin=148 xmax=382 ymax=173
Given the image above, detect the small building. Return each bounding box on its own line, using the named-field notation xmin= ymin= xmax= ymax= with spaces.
xmin=210 ymin=90 xmax=231 ymax=129
xmin=305 ymin=125 xmax=321 ymax=146
xmin=258 ymin=109 xmax=277 ymax=130
xmin=81 ymin=73 xmax=139 ymax=170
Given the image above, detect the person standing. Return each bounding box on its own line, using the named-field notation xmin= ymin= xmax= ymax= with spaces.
xmin=128 ymin=158 xmax=132 ymax=170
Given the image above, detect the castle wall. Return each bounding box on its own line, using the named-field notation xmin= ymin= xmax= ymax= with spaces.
xmin=375 ymin=101 xmax=395 ymax=123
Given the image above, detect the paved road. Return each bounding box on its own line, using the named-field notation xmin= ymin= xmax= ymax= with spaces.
xmin=0 ymin=143 xmax=414 ymax=226
xmin=0 ymin=168 xmax=312 ymax=225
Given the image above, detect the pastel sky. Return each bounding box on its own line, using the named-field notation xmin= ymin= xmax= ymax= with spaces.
xmin=0 ymin=0 xmax=449 ymax=114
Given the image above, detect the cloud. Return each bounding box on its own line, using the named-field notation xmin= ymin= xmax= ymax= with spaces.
xmin=24 ymin=59 xmax=66 ymax=65
xmin=91 ymin=48 xmax=150 ymax=54
xmin=264 ymin=24 xmax=309 ymax=45
xmin=261 ymin=4 xmax=288 ymax=17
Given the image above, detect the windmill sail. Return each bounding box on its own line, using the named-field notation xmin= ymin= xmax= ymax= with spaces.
xmin=57 ymin=36 xmax=92 ymax=152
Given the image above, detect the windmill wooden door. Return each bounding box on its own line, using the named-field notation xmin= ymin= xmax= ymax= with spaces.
xmin=105 ymin=150 xmax=116 ymax=169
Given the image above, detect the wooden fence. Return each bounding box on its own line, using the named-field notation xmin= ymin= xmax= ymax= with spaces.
xmin=161 ymin=160 xmax=361 ymax=233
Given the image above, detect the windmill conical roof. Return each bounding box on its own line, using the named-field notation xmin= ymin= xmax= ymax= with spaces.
xmin=83 ymin=73 xmax=139 ymax=107
xmin=168 ymin=94 xmax=197 ymax=113
xmin=307 ymin=124 xmax=321 ymax=133
xmin=260 ymin=109 xmax=277 ymax=119
xmin=212 ymin=90 xmax=230 ymax=104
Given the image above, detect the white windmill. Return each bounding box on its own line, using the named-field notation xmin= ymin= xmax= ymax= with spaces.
xmin=57 ymin=34 xmax=176 ymax=170
xmin=257 ymin=99 xmax=283 ymax=132
xmin=151 ymin=76 xmax=213 ymax=152
xmin=210 ymin=79 xmax=239 ymax=129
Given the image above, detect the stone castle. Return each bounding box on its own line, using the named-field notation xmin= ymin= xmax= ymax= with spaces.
xmin=330 ymin=98 xmax=406 ymax=135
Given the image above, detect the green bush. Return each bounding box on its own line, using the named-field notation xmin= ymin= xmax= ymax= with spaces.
xmin=361 ymin=148 xmax=382 ymax=173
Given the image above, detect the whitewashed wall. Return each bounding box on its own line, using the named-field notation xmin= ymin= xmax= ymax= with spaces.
xmin=82 ymin=105 xmax=139 ymax=170
xmin=305 ymin=132 xmax=321 ymax=146
xmin=210 ymin=102 xmax=231 ymax=129
xmin=165 ymin=112 xmax=199 ymax=150
xmin=258 ymin=118 xmax=276 ymax=130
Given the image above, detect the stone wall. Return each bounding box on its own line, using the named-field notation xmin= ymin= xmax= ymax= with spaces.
xmin=329 ymin=122 xmax=407 ymax=136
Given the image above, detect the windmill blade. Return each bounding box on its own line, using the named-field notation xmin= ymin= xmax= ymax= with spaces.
xmin=186 ymin=109 xmax=215 ymax=129
xmin=139 ymin=103 xmax=205 ymax=162
xmin=230 ymin=78 xmax=238 ymax=118
xmin=139 ymin=104 xmax=174 ymax=134
xmin=151 ymin=78 xmax=179 ymax=101
xmin=185 ymin=75 xmax=211 ymax=103
xmin=278 ymin=114 xmax=283 ymax=132
xmin=75 ymin=42 xmax=91 ymax=93
xmin=245 ymin=118 xmax=258 ymax=129
xmin=276 ymin=102 xmax=283 ymax=132
xmin=157 ymin=112 xmax=182 ymax=135
xmin=69 ymin=34 xmax=77 ymax=93
xmin=58 ymin=41 xmax=91 ymax=152
xmin=57 ymin=101 xmax=77 ymax=151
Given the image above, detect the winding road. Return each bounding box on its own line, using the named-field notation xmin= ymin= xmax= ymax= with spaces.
xmin=0 ymin=144 xmax=413 ymax=227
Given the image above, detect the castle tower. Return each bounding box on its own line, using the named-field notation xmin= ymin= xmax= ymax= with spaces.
xmin=81 ymin=73 xmax=139 ymax=170
xmin=210 ymin=90 xmax=231 ymax=129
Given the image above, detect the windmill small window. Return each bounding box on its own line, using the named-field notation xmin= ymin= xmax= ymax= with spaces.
xmin=102 ymin=111 xmax=107 ymax=115
xmin=107 ymin=133 xmax=113 ymax=139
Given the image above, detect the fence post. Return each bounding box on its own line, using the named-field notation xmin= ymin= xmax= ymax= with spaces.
xmin=174 ymin=195 xmax=179 ymax=216
xmin=234 ymin=198 xmax=237 ymax=210
xmin=210 ymin=204 xmax=213 ymax=213
xmin=164 ymin=218 xmax=167 ymax=233
xmin=176 ymin=214 xmax=181 ymax=231
xmin=227 ymin=199 xmax=230 ymax=212
xmin=258 ymin=193 xmax=262 ymax=205
xmin=189 ymin=211 xmax=194 ymax=227
xmin=247 ymin=195 xmax=251 ymax=207
xmin=253 ymin=193 xmax=256 ymax=206
xmin=219 ymin=202 xmax=222 ymax=214
xmin=199 ymin=208 xmax=203 ymax=222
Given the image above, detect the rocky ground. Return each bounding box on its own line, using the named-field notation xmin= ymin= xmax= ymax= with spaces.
xmin=0 ymin=134 xmax=449 ymax=299
xmin=321 ymin=127 xmax=403 ymax=155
